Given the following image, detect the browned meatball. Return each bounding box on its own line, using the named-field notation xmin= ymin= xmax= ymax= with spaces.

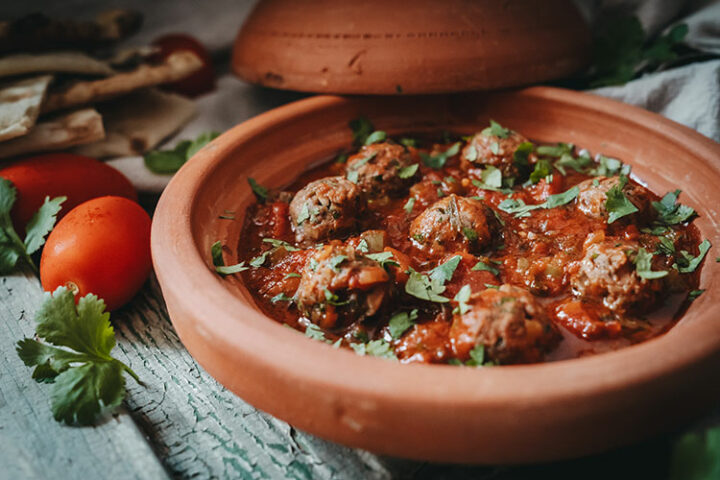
xmin=409 ymin=194 xmax=498 ymax=255
xmin=449 ymin=285 xmax=560 ymax=364
xmin=570 ymin=238 xmax=662 ymax=313
xmin=576 ymin=176 xmax=651 ymax=222
xmin=289 ymin=176 xmax=361 ymax=243
xmin=460 ymin=129 xmax=532 ymax=177
xmin=346 ymin=142 xmax=418 ymax=197
xmin=293 ymin=242 xmax=390 ymax=329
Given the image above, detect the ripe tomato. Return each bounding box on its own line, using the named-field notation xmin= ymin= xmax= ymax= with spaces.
xmin=40 ymin=196 xmax=151 ymax=311
xmin=152 ymin=33 xmax=216 ymax=97
xmin=0 ymin=153 xmax=136 ymax=231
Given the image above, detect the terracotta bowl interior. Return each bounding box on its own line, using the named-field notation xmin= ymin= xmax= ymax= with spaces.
xmin=152 ymin=87 xmax=720 ymax=464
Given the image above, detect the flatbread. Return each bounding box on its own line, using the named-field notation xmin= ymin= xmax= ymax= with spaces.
xmin=0 ymin=108 xmax=104 ymax=160
xmin=73 ymin=88 xmax=196 ymax=158
xmin=42 ymin=51 xmax=203 ymax=114
xmin=0 ymin=52 xmax=114 ymax=78
xmin=0 ymin=75 xmax=52 ymax=142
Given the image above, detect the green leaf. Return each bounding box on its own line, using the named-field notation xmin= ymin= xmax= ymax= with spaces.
xmin=349 ymin=117 xmax=374 ymax=146
xmin=304 ymin=323 xmax=328 ymax=342
xmin=403 ymin=196 xmax=415 ymax=214
xmin=555 ymin=152 xmax=592 ymax=175
xmin=352 ymin=339 xmax=397 ymax=360
xmin=364 ymin=130 xmax=387 ymax=145
xmin=472 ymin=260 xmax=499 ymax=276
xmin=405 ymin=269 xmax=449 ymax=303
xmin=529 ymin=159 xmax=552 ymax=184
xmin=688 ymin=289 xmax=705 ymax=301
xmin=324 ymin=288 xmax=349 ymax=306
xmin=397 ymin=163 xmax=419 ymax=179
xmin=653 ymin=190 xmax=696 ymax=225
xmin=262 ymin=238 xmax=300 ymax=251
xmin=248 ymin=178 xmax=269 ymax=202
xmin=536 ymin=143 xmax=573 ymax=158
xmin=513 ymin=141 xmax=534 ymax=168
xmin=51 ymin=361 xmax=126 ymax=425
xmin=329 ymin=254 xmax=348 ymax=271
xmin=144 ymin=132 xmax=219 ymax=174
xmin=605 ymin=176 xmax=639 ymax=223
xmin=211 ymin=241 xmax=224 ymax=267
xmin=498 ymin=186 xmax=579 ymax=218
xmin=674 ymin=239 xmax=711 ymax=273
xmin=481 ymin=120 xmax=510 ymax=139
xmin=388 ymin=309 xmax=418 ymax=339
xmin=420 ymin=142 xmax=461 ymax=169
xmin=365 ymin=251 xmax=399 ymax=269
xmin=0 ymin=179 xmax=37 ymax=273
xmin=670 ymin=425 xmax=720 ymax=480
xmin=216 ymin=262 xmax=249 ymax=275
xmin=452 ymin=284 xmax=472 ymax=315
xmin=24 ymin=196 xmax=66 ymax=255
xmin=270 ymin=292 xmax=292 ymax=303
xmin=633 ymin=248 xmax=668 ymax=279
xmin=466 ymin=345 xmax=486 ymax=366
xmin=590 ymin=155 xmax=628 ymax=177
xmin=429 ymin=255 xmax=461 ymax=285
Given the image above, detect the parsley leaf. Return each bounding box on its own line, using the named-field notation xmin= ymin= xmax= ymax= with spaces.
xmin=405 ymin=268 xmax=449 ymax=303
xmin=16 ymin=287 xmax=141 ymax=425
xmin=364 ymin=130 xmax=387 ymax=145
xmin=653 ymin=190 xmax=696 ymax=225
xmin=472 ymin=260 xmax=500 ymax=276
xmin=605 ymin=176 xmax=639 ymax=223
xmin=248 ymin=178 xmax=269 ymax=202
xmin=420 ymin=142 xmax=461 ymax=169
xmin=674 ymin=239 xmax=711 ymax=273
xmin=633 ymin=248 xmax=668 ymax=279
xmin=388 ymin=309 xmax=418 ymax=339
xmin=481 ymin=120 xmax=510 ymax=138
xmin=397 ymin=163 xmax=419 ymax=179
xmin=0 ymin=179 xmax=65 ymax=274
xmin=144 ymin=131 xmax=219 ymax=174
xmin=349 ymin=117 xmax=374 ymax=146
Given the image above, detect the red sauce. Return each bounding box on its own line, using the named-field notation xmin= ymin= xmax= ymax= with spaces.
xmin=236 ymin=129 xmax=704 ymax=365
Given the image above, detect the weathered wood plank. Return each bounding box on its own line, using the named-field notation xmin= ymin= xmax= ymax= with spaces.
xmin=0 ymin=270 xmax=170 ymax=480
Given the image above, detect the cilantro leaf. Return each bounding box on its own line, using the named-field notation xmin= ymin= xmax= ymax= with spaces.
xmin=405 ymin=268 xmax=449 ymax=303
xmin=472 ymin=260 xmax=500 ymax=276
xmin=144 ymin=132 xmax=219 ymax=174
xmin=555 ymin=152 xmax=592 ymax=175
xmin=536 ymin=143 xmax=573 ymax=158
xmin=16 ymin=287 xmax=140 ymax=425
xmin=513 ymin=141 xmax=534 ymax=168
xmin=420 ymin=142 xmax=461 ymax=169
xmin=351 ymin=339 xmax=397 ymax=360
xmin=466 ymin=345 xmax=486 ymax=366
xmin=365 ymin=251 xmax=399 ymax=269
xmin=216 ymin=262 xmax=249 ymax=275
xmin=248 ymin=178 xmax=269 ymax=202
xmin=397 ymin=163 xmax=419 ymax=179
xmin=452 ymin=284 xmax=472 ymax=315
xmin=403 ymin=196 xmax=415 ymax=214
xmin=364 ymin=130 xmax=387 ymax=145
xmin=429 ymin=255 xmax=461 ymax=285
xmin=211 ymin=241 xmax=224 ymax=267
xmin=674 ymin=239 xmax=711 ymax=273
xmin=498 ymin=186 xmax=579 ymax=218
xmin=262 ymin=238 xmax=300 ymax=251
xmin=270 ymin=292 xmax=293 ymax=303
xmin=653 ymin=190 xmax=696 ymax=225
xmin=633 ymin=248 xmax=668 ymax=279
xmin=605 ymin=176 xmax=639 ymax=223
xmin=388 ymin=309 xmax=418 ymax=339
xmin=349 ymin=117 xmax=374 ymax=146
xmin=0 ymin=179 xmax=65 ymax=274
xmin=529 ymin=159 xmax=552 ymax=184
xmin=481 ymin=120 xmax=510 ymax=138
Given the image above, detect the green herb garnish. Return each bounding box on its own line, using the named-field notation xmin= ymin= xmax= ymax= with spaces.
xmin=420 ymin=142 xmax=461 ymax=169
xmin=388 ymin=309 xmax=418 ymax=339
xmin=144 ymin=131 xmax=219 ymax=174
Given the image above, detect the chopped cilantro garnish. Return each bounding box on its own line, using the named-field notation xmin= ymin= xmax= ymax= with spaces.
xmin=633 ymin=248 xmax=668 ymax=279
xmin=484 ymin=283 xmax=500 ymax=290
xmin=498 ymin=186 xmax=579 ymax=218
xmin=364 ymin=130 xmax=387 ymax=145
xmin=329 ymin=255 xmax=348 ymax=271
xmin=349 ymin=117 xmax=374 ymax=146
xmin=249 ymin=251 xmax=269 ymax=267
xmin=674 ymin=239 xmax=711 ymax=273
xmin=357 ymin=239 xmax=369 ymax=253
xmin=400 ymin=137 xmax=417 ymax=148
xmin=489 ymin=141 xmax=500 ymax=155
xmin=481 ymin=120 xmax=510 ymax=138
xmin=472 ymin=260 xmax=500 ymax=276
xmin=323 ymin=289 xmax=349 ymax=306
xmin=653 ymin=190 xmax=696 ymax=226
xmin=366 ymin=251 xmax=399 ymax=269
xmin=554 ymin=152 xmax=592 ymax=175
xmin=513 ymin=141 xmax=534 ymax=168
xmin=655 ymin=236 xmax=676 ymax=256
xmin=605 ymin=176 xmax=639 ymax=223
xmin=351 ymin=339 xmax=397 ymax=360
xmin=462 ymin=227 xmax=478 ymax=242
xmin=465 ymin=144 xmax=478 ymax=162
xmin=688 ymin=289 xmax=705 ymax=301
xmin=420 ymin=142 xmax=461 ymax=169
xmin=529 ymin=159 xmax=552 ymax=184
xmin=270 ymin=292 xmax=293 ymax=303
xmin=262 ymin=238 xmax=300 ymax=251
xmin=403 ymin=196 xmax=416 ymax=214
xmin=388 ymin=309 xmax=418 ymax=339
xmin=296 ymin=203 xmax=311 ymax=225
xmin=405 ymin=268 xmax=450 ymax=303
xmin=536 ymin=142 xmax=573 ymax=158
xmin=216 ymin=262 xmax=250 ymax=275
xmin=590 ymin=155 xmax=630 ymax=177
xmin=397 ymin=163 xmax=419 ymax=179
xmin=247 ymin=178 xmax=269 ymax=201
xmin=429 ymin=255 xmax=462 ymax=285
xmin=211 ymin=241 xmax=224 ymax=267
xmin=452 ymin=285 xmax=472 ymax=315
xmin=144 ymin=131 xmax=219 ymax=174
xmin=283 ymin=272 xmax=301 ymax=279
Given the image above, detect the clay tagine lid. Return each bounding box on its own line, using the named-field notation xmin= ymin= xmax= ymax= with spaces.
xmin=232 ymin=0 xmax=591 ymax=95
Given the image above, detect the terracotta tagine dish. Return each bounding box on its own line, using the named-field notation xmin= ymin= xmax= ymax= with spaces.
xmin=152 ymin=88 xmax=720 ymax=463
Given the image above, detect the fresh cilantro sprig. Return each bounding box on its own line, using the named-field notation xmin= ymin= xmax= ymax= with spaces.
xmin=144 ymin=131 xmax=219 ymax=174
xmin=498 ymin=186 xmax=579 ymax=218
xmin=16 ymin=287 xmax=141 ymax=425
xmin=605 ymin=175 xmax=639 ymax=223
xmin=653 ymin=190 xmax=696 ymax=226
xmin=0 ymin=178 xmax=65 ymax=274
xmin=674 ymin=239 xmax=711 ymax=273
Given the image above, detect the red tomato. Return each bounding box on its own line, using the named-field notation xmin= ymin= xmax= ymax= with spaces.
xmin=152 ymin=33 xmax=215 ymax=97
xmin=0 ymin=153 xmax=136 ymax=232
xmin=40 ymin=196 xmax=151 ymax=311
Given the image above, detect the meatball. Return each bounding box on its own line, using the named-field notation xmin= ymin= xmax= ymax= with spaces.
xmin=289 ymin=176 xmax=361 ymax=243
xmin=293 ymin=242 xmax=391 ymax=329
xmin=449 ymin=284 xmax=560 ymax=364
xmin=570 ymin=238 xmax=662 ymax=313
xmin=460 ymin=128 xmax=532 ymax=177
xmin=409 ymin=194 xmax=498 ymax=255
xmin=576 ymin=176 xmax=651 ymax=222
xmin=345 ymin=142 xmax=418 ymax=197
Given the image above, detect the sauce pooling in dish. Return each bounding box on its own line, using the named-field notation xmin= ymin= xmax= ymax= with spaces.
xmin=231 ymin=119 xmax=709 ymax=365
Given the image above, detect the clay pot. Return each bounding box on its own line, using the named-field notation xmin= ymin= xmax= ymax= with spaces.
xmin=151 ymin=87 xmax=720 ymax=464
xmin=232 ymin=0 xmax=590 ymax=94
